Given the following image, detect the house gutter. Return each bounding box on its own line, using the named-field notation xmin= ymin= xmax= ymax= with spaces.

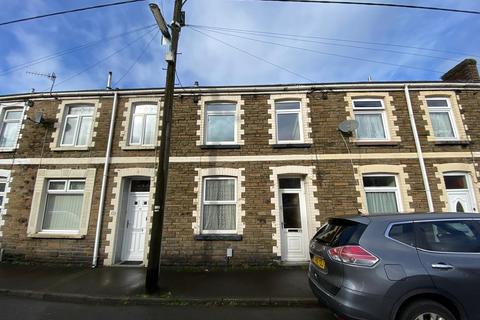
xmin=92 ymin=90 xmax=119 ymax=267
xmin=404 ymin=84 xmax=434 ymax=212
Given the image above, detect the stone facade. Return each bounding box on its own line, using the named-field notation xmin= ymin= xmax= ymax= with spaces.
xmin=0 ymin=77 xmax=479 ymax=266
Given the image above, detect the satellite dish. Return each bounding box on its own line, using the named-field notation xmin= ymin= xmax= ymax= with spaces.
xmin=338 ymin=120 xmax=359 ymax=133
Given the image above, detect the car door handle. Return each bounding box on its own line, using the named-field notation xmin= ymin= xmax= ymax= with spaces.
xmin=431 ymin=263 xmax=454 ymax=270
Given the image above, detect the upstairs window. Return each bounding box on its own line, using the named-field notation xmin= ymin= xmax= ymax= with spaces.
xmin=61 ymin=105 xmax=94 ymax=146
xmin=353 ymin=99 xmax=388 ymax=140
xmin=363 ymin=175 xmax=401 ymax=214
xmin=201 ymin=177 xmax=237 ymax=233
xmin=0 ymin=108 xmax=23 ymax=149
xmin=426 ymin=98 xmax=457 ymax=140
xmin=275 ymin=101 xmax=302 ymax=143
xmin=130 ymin=104 xmax=157 ymax=146
xmin=42 ymin=179 xmax=85 ymax=233
xmin=205 ymin=103 xmax=236 ymax=145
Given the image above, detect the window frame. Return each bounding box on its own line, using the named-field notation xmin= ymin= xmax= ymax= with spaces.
xmin=128 ymin=104 xmax=158 ymax=146
xmin=204 ymin=102 xmax=237 ymax=145
xmin=363 ymin=174 xmax=402 ymax=214
xmin=0 ymin=106 xmax=24 ymax=150
xmin=275 ymin=100 xmax=304 ymax=144
xmin=0 ymin=176 xmax=8 ymax=214
xmin=60 ymin=105 xmax=95 ymax=147
xmin=426 ymin=97 xmax=458 ymax=141
xmin=40 ymin=179 xmax=86 ymax=234
xmin=200 ymin=176 xmax=237 ymax=234
xmin=352 ymin=98 xmax=389 ymax=141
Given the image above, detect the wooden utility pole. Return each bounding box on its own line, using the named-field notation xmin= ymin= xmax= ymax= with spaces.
xmin=145 ymin=0 xmax=183 ymax=294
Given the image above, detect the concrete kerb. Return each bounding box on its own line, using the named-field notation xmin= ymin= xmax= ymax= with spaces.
xmin=0 ymin=289 xmax=319 ymax=307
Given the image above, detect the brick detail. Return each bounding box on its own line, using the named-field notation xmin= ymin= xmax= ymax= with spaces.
xmin=118 ymin=97 xmax=163 ymax=150
xmin=192 ymin=167 xmax=245 ymax=235
xmin=104 ymin=167 xmax=155 ymax=266
xmin=195 ymin=95 xmax=245 ymax=146
xmin=354 ymin=164 xmax=413 ymax=213
xmin=267 ymin=94 xmax=312 ymax=145
xmin=433 ymin=163 xmax=480 ymax=212
xmin=269 ymin=166 xmax=319 ymax=256
xmin=344 ymin=92 xmax=401 ymax=142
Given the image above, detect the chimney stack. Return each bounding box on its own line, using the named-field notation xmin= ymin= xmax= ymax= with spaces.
xmin=441 ymin=59 xmax=479 ymax=82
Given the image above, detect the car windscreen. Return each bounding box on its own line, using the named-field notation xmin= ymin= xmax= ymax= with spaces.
xmin=415 ymin=220 xmax=480 ymax=253
xmin=314 ymin=219 xmax=367 ymax=247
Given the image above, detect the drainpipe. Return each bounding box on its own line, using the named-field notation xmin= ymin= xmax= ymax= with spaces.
xmin=404 ymin=85 xmax=434 ymax=212
xmin=92 ymin=90 xmax=119 ymax=267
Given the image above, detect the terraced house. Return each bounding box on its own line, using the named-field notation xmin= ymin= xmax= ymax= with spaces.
xmin=0 ymin=59 xmax=479 ymax=267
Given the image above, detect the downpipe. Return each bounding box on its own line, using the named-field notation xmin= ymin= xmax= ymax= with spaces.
xmin=92 ymin=90 xmax=119 ymax=267
xmin=404 ymin=84 xmax=434 ymax=212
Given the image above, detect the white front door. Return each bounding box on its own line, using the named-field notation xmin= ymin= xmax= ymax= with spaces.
xmin=444 ymin=173 xmax=478 ymax=213
xmin=279 ymin=178 xmax=309 ymax=262
xmin=121 ymin=192 xmax=149 ymax=261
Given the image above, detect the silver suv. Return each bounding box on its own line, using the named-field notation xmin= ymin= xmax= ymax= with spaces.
xmin=308 ymin=213 xmax=480 ymax=320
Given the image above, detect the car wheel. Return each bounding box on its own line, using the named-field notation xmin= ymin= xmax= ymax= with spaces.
xmin=398 ymin=300 xmax=456 ymax=320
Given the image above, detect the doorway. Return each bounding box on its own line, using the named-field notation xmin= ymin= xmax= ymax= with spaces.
xmin=444 ymin=173 xmax=477 ymax=213
xmin=279 ymin=177 xmax=309 ymax=262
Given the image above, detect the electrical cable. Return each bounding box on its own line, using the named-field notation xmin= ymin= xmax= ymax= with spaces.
xmin=0 ymin=0 xmax=146 ymax=26
xmin=238 ymin=0 xmax=480 ymax=15
xmin=52 ymin=27 xmax=156 ymax=90
xmin=190 ymin=25 xmax=464 ymax=62
xmin=189 ymin=24 xmax=480 ymax=59
xmin=0 ymin=24 xmax=157 ymax=76
xmin=175 ymin=71 xmax=184 ymax=88
xmin=113 ymin=30 xmax=160 ymax=87
xmin=189 ymin=27 xmax=315 ymax=82
xmin=190 ymin=26 xmax=445 ymax=74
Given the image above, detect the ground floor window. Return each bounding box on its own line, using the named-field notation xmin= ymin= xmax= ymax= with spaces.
xmin=363 ymin=174 xmax=401 ymax=214
xmin=42 ymin=179 xmax=85 ymax=232
xmin=201 ymin=177 xmax=237 ymax=233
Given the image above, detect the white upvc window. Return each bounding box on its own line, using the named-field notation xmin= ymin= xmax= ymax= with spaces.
xmin=41 ymin=179 xmax=86 ymax=234
xmin=426 ymin=97 xmax=458 ymax=140
xmin=0 ymin=107 xmax=23 ymax=149
xmin=353 ymin=99 xmax=388 ymax=141
xmin=275 ymin=101 xmax=303 ymax=143
xmin=205 ymin=102 xmax=237 ymax=145
xmin=201 ymin=177 xmax=237 ymax=234
xmin=129 ymin=104 xmax=157 ymax=146
xmin=60 ymin=105 xmax=94 ymax=146
xmin=363 ymin=174 xmax=401 ymax=214
xmin=0 ymin=176 xmax=8 ymax=213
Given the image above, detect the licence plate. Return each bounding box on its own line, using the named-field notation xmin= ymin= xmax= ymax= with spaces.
xmin=312 ymin=256 xmax=325 ymax=269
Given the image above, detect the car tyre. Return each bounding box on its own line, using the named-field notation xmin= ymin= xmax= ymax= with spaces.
xmin=398 ymin=299 xmax=456 ymax=320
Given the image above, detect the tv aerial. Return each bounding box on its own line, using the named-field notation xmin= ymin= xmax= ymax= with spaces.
xmin=26 ymin=71 xmax=57 ymax=93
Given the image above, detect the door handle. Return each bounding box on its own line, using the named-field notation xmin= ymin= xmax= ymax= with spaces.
xmin=126 ymin=220 xmax=130 ymax=229
xmin=431 ymin=263 xmax=454 ymax=270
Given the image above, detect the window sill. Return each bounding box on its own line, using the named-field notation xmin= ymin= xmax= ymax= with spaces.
xmin=51 ymin=146 xmax=90 ymax=151
xmin=194 ymin=234 xmax=242 ymax=241
xmin=201 ymin=145 xmax=241 ymax=150
xmin=354 ymin=141 xmax=400 ymax=146
xmin=0 ymin=148 xmax=16 ymax=153
xmin=28 ymin=232 xmax=85 ymax=239
xmin=121 ymin=145 xmax=156 ymax=150
xmin=272 ymin=143 xmax=312 ymax=149
xmin=434 ymin=140 xmax=470 ymax=146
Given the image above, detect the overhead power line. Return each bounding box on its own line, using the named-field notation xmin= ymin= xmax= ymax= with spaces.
xmin=113 ymin=30 xmax=160 ymax=87
xmin=0 ymin=0 xmax=146 ymax=26
xmin=189 ymin=27 xmax=315 ymax=82
xmin=53 ymin=27 xmax=156 ymax=90
xmin=246 ymin=0 xmax=480 ymax=15
xmin=189 ymin=26 xmax=444 ymax=74
xmin=0 ymin=24 xmax=156 ymax=76
xmin=190 ymin=24 xmax=461 ymax=62
xmin=189 ymin=24 xmax=480 ymax=59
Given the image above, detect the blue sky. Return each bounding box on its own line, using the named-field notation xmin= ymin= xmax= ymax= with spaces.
xmin=0 ymin=0 xmax=479 ymax=94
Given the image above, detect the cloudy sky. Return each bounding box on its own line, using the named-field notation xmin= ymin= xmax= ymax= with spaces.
xmin=0 ymin=0 xmax=479 ymax=95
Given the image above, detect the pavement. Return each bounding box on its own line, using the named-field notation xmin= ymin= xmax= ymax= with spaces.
xmin=0 ymin=264 xmax=319 ymax=306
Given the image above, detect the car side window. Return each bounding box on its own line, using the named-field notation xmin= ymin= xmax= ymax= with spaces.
xmin=388 ymin=223 xmax=415 ymax=247
xmin=415 ymin=220 xmax=480 ymax=253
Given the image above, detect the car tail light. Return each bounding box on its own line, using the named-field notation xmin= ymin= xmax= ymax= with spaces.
xmin=328 ymin=245 xmax=379 ymax=267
